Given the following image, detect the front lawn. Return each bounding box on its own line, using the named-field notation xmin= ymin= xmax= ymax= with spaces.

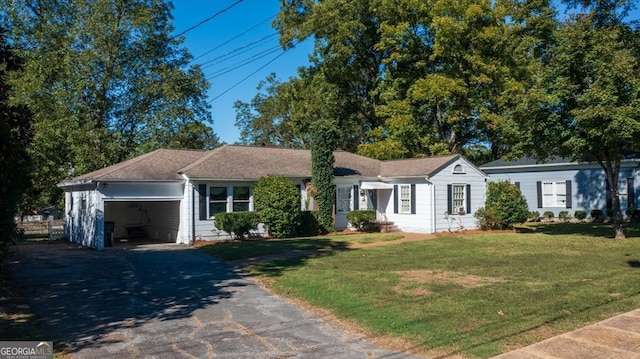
xmin=203 ymin=224 xmax=640 ymax=358
xmin=198 ymin=232 xmax=403 ymax=260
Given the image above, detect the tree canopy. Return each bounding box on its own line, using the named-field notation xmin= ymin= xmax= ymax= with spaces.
xmin=0 ymin=27 xmax=33 ymax=256
xmin=2 ymin=0 xmax=217 ymax=210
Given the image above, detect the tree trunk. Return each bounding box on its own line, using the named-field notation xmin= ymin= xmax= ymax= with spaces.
xmin=603 ymin=157 xmax=625 ymax=239
xmin=611 ymin=191 xmax=625 ymax=239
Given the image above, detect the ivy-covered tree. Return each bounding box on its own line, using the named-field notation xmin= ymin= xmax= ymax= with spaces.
xmin=3 ymin=0 xmax=213 ymax=210
xmin=0 ymin=28 xmax=33 ymax=256
xmin=310 ymin=120 xmax=338 ymax=233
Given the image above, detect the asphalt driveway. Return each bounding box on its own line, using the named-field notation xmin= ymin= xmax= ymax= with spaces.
xmin=7 ymin=241 xmax=423 ymax=358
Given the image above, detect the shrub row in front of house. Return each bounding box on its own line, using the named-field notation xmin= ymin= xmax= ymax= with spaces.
xmin=215 ymin=210 xmax=325 ymax=240
xmin=530 ymin=208 xmax=639 ymax=222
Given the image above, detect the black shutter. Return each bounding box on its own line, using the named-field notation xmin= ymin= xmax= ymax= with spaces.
xmin=353 ymin=185 xmax=359 ymax=210
xmin=536 ymin=181 xmax=542 ymax=208
xmin=466 ymin=184 xmax=471 ymax=214
xmin=198 ymin=184 xmax=207 ymax=220
xmin=447 ymin=184 xmax=453 ymax=214
xmin=410 ymin=184 xmax=416 ymax=214
xmin=606 ymin=181 xmax=612 ymax=211
xmin=514 ymin=182 xmax=520 ymax=190
xmin=393 ymin=185 xmax=398 ymax=213
xmin=565 ymin=180 xmax=572 ymax=208
xmin=628 ymin=178 xmax=635 ymax=208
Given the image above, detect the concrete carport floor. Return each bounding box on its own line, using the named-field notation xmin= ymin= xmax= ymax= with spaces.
xmin=7 ymin=241 xmax=424 ymax=359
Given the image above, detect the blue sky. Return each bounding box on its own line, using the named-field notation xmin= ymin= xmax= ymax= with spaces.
xmin=171 ymin=0 xmax=313 ymax=144
xmin=170 ymin=0 xmax=640 ymax=144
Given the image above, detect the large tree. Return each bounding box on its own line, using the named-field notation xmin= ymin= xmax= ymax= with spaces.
xmin=507 ymin=0 xmax=640 ymax=238
xmin=0 ymin=28 xmax=33 ymax=256
xmin=240 ymin=0 xmax=554 ymax=162
xmin=2 ymin=0 xmax=214 ymax=210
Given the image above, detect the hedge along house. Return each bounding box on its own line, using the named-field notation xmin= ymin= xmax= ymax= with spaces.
xmin=480 ymin=157 xmax=640 ymax=217
xmin=58 ymin=145 xmax=488 ymax=250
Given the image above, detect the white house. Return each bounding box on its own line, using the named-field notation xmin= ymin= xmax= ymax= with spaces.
xmin=58 ymin=145 xmax=488 ymax=250
xmin=480 ymin=157 xmax=640 ymax=217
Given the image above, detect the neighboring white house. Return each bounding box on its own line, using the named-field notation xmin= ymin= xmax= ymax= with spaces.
xmin=480 ymin=157 xmax=640 ymax=217
xmin=58 ymin=145 xmax=488 ymax=250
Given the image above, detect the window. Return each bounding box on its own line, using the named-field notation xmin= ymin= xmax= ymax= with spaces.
xmin=400 ymin=185 xmax=412 ymax=213
xmin=453 ymin=164 xmax=465 ymax=173
xmin=452 ymin=184 xmax=466 ymax=213
xmin=209 ymin=187 xmax=228 ymax=216
xmin=542 ymin=181 xmax=566 ymax=207
xmin=233 ymin=186 xmax=250 ymax=212
xmin=336 ymin=186 xmax=352 ymax=213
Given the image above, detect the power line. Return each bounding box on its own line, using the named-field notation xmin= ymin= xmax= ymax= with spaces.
xmin=208 ymin=44 xmax=295 ymax=104
xmin=200 ymin=34 xmax=279 ymax=70
xmin=190 ymin=13 xmax=276 ymax=63
xmin=204 ymin=45 xmax=283 ymax=80
xmin=172 ymin=0 xmax=244 ymax=40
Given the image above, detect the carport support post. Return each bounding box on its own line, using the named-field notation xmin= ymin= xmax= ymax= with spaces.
xmin=191 ymin=185 xmax=196 ymax=245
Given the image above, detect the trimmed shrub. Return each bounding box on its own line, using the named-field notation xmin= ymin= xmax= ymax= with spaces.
xmin=298 ymin=211 xmax=323 ymax=236
xmin=625 ymin=206 xmax=639 ymax=222
xmin=346 ymin=210 xmax=376 ymax=231
xmin=558 ymin=210 xmax=570 ymax=221
xmin=528 ymin=211 xmax=540 ymax=222
xmin=574 ymin=210 xmax=587 ymax=220
xmin=590 ymin=209 xmax=604 ymax=221
xmin=254 ymin=175 xmax=301 ymax=238
xmin=214 ymin=212 xmax=259 ymax=239
xmin=543 ymin=211 xmax=554 ymax=219
xmin=474 ymin=181 xmax=529 ymax=230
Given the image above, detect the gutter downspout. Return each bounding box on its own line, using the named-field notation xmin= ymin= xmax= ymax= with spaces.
xmin=425 ymin=176 xmax=436 ymax=234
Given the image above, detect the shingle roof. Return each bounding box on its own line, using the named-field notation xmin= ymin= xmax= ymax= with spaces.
xmin=66 ymin=148 xmax=206 ymax=182
xmin=380 ymin=155 xmax=460 ymax=177
xmin=61 ymin=145 xmax=474 ymax=184
xmin=480 ymin=156 xmax=571 ymax=169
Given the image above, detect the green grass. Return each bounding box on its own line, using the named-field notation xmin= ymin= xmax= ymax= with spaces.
xmin=206 ymin=223 xmax=640 ymax=358
xmin=198 ymin=233 xmax=403 ymax=260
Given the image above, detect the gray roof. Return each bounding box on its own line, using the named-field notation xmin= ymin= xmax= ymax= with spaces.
xmin=480 ymin=156 xmax=571 ymax=169
xmin=61 ymin=145 xmax=473 ymax=185
xmin=68 ymin=148 xmax=206 ymax=182
xmin=380 ymin=155 xmax=460 ymax=177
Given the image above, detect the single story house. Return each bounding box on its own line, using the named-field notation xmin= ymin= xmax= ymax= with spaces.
xmin=58 ymin=145 xmax=487 ymax=249
xmin=480 ymin=157 xmax=640 ymax=217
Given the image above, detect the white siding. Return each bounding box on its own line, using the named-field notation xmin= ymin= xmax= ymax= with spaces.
xmin=66 ymin=186 xmax=104 ymax=250
xmin=431 ymin=158 xmax=488 ymax=232
xmin=100 ymin=182 xmax=183 ymax=199
xmin=189 ymin=179 xmax=307 ymax=240
xmin=382 ymin=182 xmax=433 ymax=233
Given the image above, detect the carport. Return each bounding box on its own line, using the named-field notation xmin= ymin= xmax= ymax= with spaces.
xmin=104 ymin=200 xmax=180 ymax=246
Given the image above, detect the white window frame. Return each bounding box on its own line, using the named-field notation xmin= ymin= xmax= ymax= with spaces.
xmin=399 ymin=185 xmax=412 ymax=214
xmin=232 ymin=186 xmax=251 ymax=212
xmin=209 ymin=186 xmax=229 ymax=217
xmin=336 ymin=186 xmax=352 ymax=213
xmin=452 ymin=164 xmax=465 ymax=174
xmin=542 ymin=181 xmax=566 ymax=207
xmin=452 ymin=184 xmax=466 ymax=213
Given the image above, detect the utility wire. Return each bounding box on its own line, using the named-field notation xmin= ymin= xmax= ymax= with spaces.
xmin=204 ymin=45 xmax=283 ymax=80
xmin=190 ymin=13 xmax=276 ymax=63
xmin=200 ymin=34 xmax=279 ymax=70
xmin=172 ymin=0 xmax=244 ymax=39
xmin=208 ymin=43 xmax=296 ymax=104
